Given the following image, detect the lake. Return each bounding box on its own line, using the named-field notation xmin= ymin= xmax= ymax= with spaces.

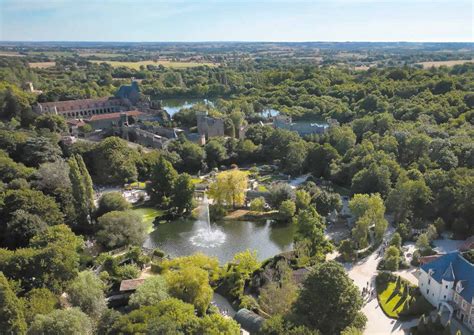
xmin=144 ymin=218 xmax=295 ymax=264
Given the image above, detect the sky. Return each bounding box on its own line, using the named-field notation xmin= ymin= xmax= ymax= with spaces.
xmin=0 ymin=0 xmax=472 ymax=42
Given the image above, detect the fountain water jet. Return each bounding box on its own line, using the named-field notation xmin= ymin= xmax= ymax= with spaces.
xmin=189 ymin=195 xmax=226 ymax=248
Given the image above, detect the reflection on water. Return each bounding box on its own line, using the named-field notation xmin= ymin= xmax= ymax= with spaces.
xmin=161 ymin=98 xmax=280 ymax=118
xmin=161 ymin=98 xmax=213 ymax=116
xmin=144 ymin=219 xmax=295 ymax=264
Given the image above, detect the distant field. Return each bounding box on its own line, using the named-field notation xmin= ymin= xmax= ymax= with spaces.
xmin=417 ymin=59 xmax=473 ymax=68
xmin=29 ymin=62 xmax=56 ymax=68
xmin=0 ymin=51 xmax=23 ymax=57
xmin=91 ymin=60 xmax=217 ymax=69
xmin=78 ymin=52 xmax=125 ymax=58
xmin=28 ymin=51 xmax=75 ymax=57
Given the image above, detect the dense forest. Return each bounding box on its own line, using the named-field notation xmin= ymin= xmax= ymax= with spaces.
xmin=0 ymin=44 xmax=472 ymax=334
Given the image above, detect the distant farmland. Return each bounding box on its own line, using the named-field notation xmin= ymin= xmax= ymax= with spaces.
xmin=417 ymin=59 xmax=473 ymax=68
xmin=91 ymin=60 xmax=217 ymax=69
xmin=29 ymin=62 xmax=56 ymax=68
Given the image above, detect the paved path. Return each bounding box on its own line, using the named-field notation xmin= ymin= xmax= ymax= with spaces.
xmin=346 ymin=227 xmax=418 ymax=334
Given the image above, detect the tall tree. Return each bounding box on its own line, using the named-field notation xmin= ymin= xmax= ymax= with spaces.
xmin=293 ymin=261 xmax=363 ymax=334
xmin=209 ymin=169 xmax=248 ymax=208
xmin=147 ymin=156 xmax=178 ymax=207
xmin=171 ymin=173 xmax=195 ymax=216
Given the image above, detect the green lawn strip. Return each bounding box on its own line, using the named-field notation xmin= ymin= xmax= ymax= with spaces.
xmin=377 ymin=282 xmax=409 ymax=319
xmin=132 ymin=207 xmax=165 ymax=233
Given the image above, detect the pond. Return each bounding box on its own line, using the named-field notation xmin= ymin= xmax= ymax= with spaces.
xmin=160 ymin=98 xmax=280 ymax=118
xmin=144 ymin=218 xmax=295 ymax=264
xmin=160 ymin=98 xmax=213 ymax=116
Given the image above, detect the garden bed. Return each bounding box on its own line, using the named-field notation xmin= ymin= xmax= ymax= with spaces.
xmin=376 ymin=272 xmax=433 ymax=320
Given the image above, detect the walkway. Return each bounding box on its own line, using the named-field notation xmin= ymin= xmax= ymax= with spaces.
xmin=346 ymin=227 xmax=418 ymax=334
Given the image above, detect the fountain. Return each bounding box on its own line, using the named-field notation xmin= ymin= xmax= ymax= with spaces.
xmin=189 ymin=195 xmax=226 ymax=248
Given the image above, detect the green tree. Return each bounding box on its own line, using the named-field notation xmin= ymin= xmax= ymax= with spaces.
xmin=1 ymin=188 xmax=63 ymax=248
xmin=147 ymin=156 xmax=178 ymax=207
xmin=279 ymin=199 xmax=296 ymax=222
xmin=295 ymin=189 xmax=311 ymax=212
xmin=259 ymin=279 xmax=298 ymax=316
xmin=66 ymin=271 xmax=106 ymax=319
xmin=28 ymin=308 xmax=93 ymax=335
xmin=389 ymin=232 xmax=402 ymax=249
xmin=338 ymin=239 xmax=356 ymax=262
xmin=197 ymin=313 xmax=241 ymax=335
xmin=294 ymin=208 xmax=332 ymax=260
xmin=23 ymin=288 xmax=58 ymax=324
xmin=96 ymin=210 xmax=147 ymax=250
xmin=96 ymin=192 xmax=131 ymax=218
xmin=171 ymin=173 xmax=195 ymax=216
xmin=34 ymin=114 xmax=67 ymax=133
xmin=68 ymin=155 xmax=94 ymax=231
xmin=281 ymin=140 xmax=308 ymax=176
xmin=166 ymin=266 xmax=213 ymax=315
xmin=144 ymin=299 xmax=200 ymax=334
xmin=384 ymin=246 xmax=400 ymax=271
xmin=293 ymin=261 xmax=363 ymax=334
xmin=20 ymin=137 xmax=62 ymax=167
xmin=205 ymin=140 xmax=227 ymax=168
xmin=129 ymin=276 xmax=169 ymax=309
xmin=92 ymin=136 xmax=139 ymax=184
xmin=209 ymin=169 xmax=248 ymax=208
xmin=0 ymin=272 xmax=27 ymax=335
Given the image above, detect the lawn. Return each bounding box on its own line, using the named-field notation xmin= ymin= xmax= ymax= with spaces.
xmin=126 ymin=181 xmax=146 ymax=190
xmin=132 ymin=207 xmax=164 ymax=232
xmin=377 ymin=281 xmax=410 ymax=318
xmin=91 ymin=60 xmax=217 ymax=69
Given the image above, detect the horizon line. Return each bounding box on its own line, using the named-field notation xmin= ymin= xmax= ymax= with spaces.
xmin=0 ymin=40 xmax=473 ymax=44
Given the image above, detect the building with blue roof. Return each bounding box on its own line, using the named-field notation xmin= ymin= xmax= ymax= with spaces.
xmin=418 ymin=251 xmax=474 ymax=332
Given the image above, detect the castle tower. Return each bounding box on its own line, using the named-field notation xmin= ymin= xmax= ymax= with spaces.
xmin=440 ymin=262 xmax=455 ymax=303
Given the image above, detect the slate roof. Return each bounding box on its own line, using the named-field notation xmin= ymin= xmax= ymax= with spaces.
xmin=421 ymin=251 xmax=474 ymax=302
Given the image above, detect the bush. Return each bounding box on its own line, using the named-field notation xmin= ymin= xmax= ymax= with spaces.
xmin=239 ymin=295 xmax=259 ymax=312
xmin=250 ymin=197 xmax=266 ymax=212
xmin=153 ymin=248 xmax=165 ymax=258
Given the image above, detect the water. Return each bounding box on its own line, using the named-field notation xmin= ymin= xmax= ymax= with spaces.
xmin=188 ymin=195 xmax=226 ymax=248
xmin=144 ymin=214 xmax=295 ymax=264
xmin=160 ymin=98 xmax=280 ymax=118
xmin=160 ymin=98 xmax=213 ymax=116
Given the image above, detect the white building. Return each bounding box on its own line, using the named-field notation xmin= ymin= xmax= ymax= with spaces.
xmin=418 ymin=251 xmax=474 ymax=332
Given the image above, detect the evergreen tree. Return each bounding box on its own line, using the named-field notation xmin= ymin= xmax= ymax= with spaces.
xmin=76 ymin=154 xmax=94 ymax=214
xmin=68 ymin=155 xmax=90 ymax=230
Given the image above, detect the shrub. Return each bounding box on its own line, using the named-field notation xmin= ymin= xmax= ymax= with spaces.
xmin=250 ymin=197 xmax=266 ymax=212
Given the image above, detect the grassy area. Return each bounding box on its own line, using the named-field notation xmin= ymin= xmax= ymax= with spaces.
xmin=377 ymin=281 xmax=410 ymax=318
xmin=132 ymin=207 xmax=164 ymax=232
xmin=91 ymin=60 xmax=217 ymax=69
xmin=190 ymin=177 xmax=203 ymax=185
xmin=257 ymin=185 xmax=268 ymax=192
xmin=126 ymin=181 xmax=146 ymax=190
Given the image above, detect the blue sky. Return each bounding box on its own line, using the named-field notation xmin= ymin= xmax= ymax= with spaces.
xmin=0 ymin=0 xmax=472 ymax=42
